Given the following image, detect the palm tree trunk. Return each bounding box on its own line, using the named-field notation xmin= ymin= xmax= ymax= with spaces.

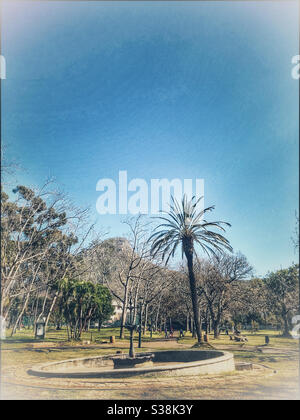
xmin=184 ymin=241 xmax=202 ymax=343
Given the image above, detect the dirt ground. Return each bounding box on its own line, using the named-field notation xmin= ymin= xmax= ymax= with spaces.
xmin=1 ymin=331 xmax=299 ymax=400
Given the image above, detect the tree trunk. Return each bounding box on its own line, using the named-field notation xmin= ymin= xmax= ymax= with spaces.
xmin=11 ymin=293 xmax=30 ymax=336
xmin=282 ymin=309 xmax=291 ymax=337
xmin=119 ymin=291 xmax=128 ymax=339
xmin=183 ymin=241 xmax=202 ymax=343
xmin=143 ymin=304 xmax=148 ymax=335
xmin=213 ymin=321 xmax=219 ymax=339
xmin=205 ymin=308 xmax=209 ymax=335
xmin=192 ymin=320 xmax=196 ymax=338
xmin=155 ymin=296 xmax=162 ymax=331
xmin=37 ymin=287 xmax=49 ymax=322
xmin=33 ymin=294 xmax=39 ymax=326
xmin=45 ymin=292 xmax=59 ymax=330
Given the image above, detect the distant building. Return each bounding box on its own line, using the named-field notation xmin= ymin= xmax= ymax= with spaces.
xmin=110 ymin=299 xmax=123 ymax=324
xmin=104 ymin=299 xmax=131 ymax=326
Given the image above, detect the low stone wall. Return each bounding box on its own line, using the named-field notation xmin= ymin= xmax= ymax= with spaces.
xmin=28 ymin=350 xmax=235 ymax=378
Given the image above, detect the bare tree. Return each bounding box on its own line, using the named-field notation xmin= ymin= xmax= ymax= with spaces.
xmin=197 ymin=253 xmax=252 ymax=338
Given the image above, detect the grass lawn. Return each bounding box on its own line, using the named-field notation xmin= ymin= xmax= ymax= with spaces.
xmin=1 ymin=327 xmax=299 ymax=400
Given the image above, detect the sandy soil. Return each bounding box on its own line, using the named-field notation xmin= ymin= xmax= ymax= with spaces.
xmin=1 ymin=338 xmax=299 ymax=400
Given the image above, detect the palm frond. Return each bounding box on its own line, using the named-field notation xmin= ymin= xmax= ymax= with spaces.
xmin=150 ymin=194 xmax=232 ymax=262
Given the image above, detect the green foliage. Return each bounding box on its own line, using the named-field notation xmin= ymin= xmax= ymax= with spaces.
xmin=1 ymin=184 xmax=79 ymax=323
xmin=264 ymin=264 xmax=299 ymax=336
xmin=150 ymin=195 xmax=232 ymax=263
xmin=59 ymin=278 xmax=114 ymax=340
xmin=150 ymin=195 xmax=232 ymax=343
xmin=251 ymin=320 xmax=259 ymax=332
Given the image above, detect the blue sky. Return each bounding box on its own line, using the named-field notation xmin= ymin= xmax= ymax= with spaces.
xmin=1 ymin=1 xmax=299 ymax=276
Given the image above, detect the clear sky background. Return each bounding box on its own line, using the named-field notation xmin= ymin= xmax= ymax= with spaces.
xmin=1 ymin=1 xmax=299 ymax=277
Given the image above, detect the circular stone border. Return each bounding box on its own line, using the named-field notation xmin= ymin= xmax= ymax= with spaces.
xmin=27 ymin=350 xmax=235 ymax=378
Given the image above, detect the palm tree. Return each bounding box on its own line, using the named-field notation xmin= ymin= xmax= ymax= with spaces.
xmin=150 ymin=195 xmax=232 ymax=344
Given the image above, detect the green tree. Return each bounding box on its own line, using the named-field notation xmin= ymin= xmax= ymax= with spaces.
xmin=1 ymin=185 xmax=76 ymax=324
xmin=150 ymin=196 xmax=232 ymax=344
xmin=59 ymin=278 xmax=113 ymax=340
xmin=264 ymin=265 xmax=299 ymax=337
